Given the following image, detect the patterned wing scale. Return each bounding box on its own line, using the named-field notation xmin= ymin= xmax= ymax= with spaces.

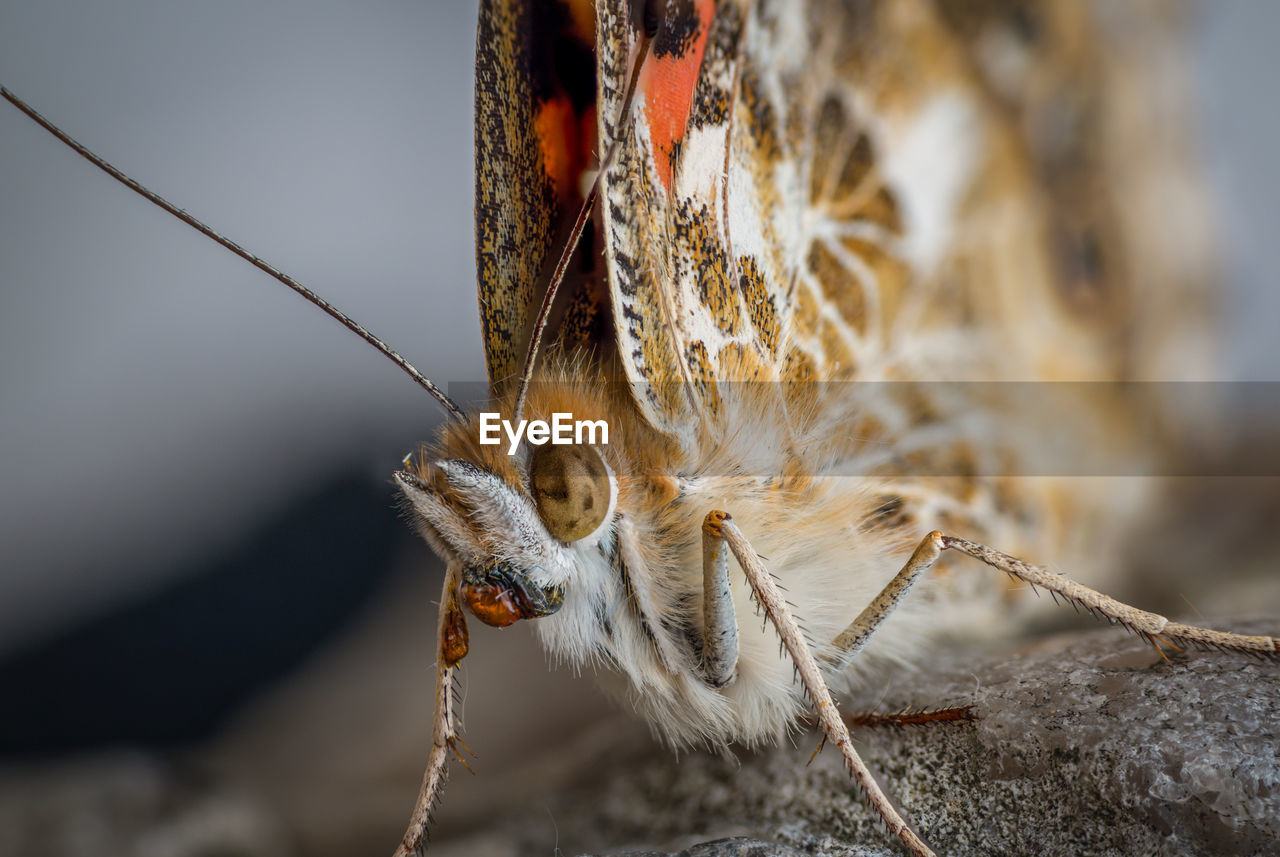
xmin=595 ymin=0 xmax=795 ymax=434
xmin=928 ymin=0 xmax=1215 ymax=384
xmin=593 ymin=0 xmax=1016 ymax=436
xmin=594 ymin=0 xmax=708 ymax=431
xmin=605 ymin=0 xmax=1208 ymax=425
xmin=475 ymin=0 xmax=602 ymax=392
xmin=482 ymin=0 xmax=1207 ymax=439
xmin=782 ymin=0 xmax=1212 ymax=388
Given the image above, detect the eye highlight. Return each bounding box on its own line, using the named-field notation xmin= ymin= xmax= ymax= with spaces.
xmin=528 ymin=443 xmax=610 ymax=542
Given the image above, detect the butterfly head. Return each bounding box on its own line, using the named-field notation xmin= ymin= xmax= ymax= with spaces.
xmin=393 ymin=398 xmax=622 ymax=631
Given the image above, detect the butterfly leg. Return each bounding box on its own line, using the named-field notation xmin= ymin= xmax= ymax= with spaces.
xmin=828 ymin=530 xmax=1278 ymax=673
xmin=395 ymin=562 xmax=468 ymax=857
xmin=823 ymin=533 xmax=976 ymax=729
xmin=844 ymin=707 xmax=976 ymax=729
xmin=698 ymin=511 xmax=740 ymax=687
xmin=939 ymin=534 xmax=1279 ymax=657
xmin=704 ymin=511 xmax=937 ymax=857
xmin=827 ymin=532 xmax=946 ymax=670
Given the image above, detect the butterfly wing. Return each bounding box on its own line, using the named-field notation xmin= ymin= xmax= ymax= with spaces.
xmin=595 ymin=0 xmax=793 ymax=435
xmin=929 ymin=0 xmax=1214 ymax=382
xmin=593 ymin=0 xmax=983 ymax=435
xmin=475 ymin=0 xmax=604 ymax=394
xmin=594 ymin=0 xmax=1210 ymax=442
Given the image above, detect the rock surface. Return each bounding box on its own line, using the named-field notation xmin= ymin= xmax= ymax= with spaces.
xmin=433 ymin=619 xmax=1280 ymax=857
xmin=3 ymin=620 xmax=1275 ymax=857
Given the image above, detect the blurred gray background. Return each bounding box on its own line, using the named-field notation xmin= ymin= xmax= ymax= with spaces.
xmin=0 ymin=1 xmax=1278 ymax=854
xmin=0 ymin=0 xmax=482 ymax=655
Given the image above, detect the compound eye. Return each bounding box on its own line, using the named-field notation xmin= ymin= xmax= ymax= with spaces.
xmin=529 ymin=443 xmax=610 ymax=542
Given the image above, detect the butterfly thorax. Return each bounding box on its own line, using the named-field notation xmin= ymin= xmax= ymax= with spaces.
xmin=398 ymin=362 xmax=1040 ymax=747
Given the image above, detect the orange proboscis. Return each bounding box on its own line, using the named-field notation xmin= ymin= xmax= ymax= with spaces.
xmin=441 ymin=599 xmax=470 ymax=666
xmin=462 ymin=583 xmax=527 ymax=628
xmin=640 ymin=0 xmax=715 ymax=191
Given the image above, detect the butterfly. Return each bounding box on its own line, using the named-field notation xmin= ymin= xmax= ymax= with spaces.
xmin=2 ymin=1 xmax=1274 ymax=856
xmin=386 ymin=1 xmax=1275 ymax=855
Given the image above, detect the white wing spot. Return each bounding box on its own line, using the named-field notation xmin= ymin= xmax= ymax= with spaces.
xmin=880 ymin=93 xmax=982 ymax=274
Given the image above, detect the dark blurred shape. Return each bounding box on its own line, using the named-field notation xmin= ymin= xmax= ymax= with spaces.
xmin=0 ymin=472 xmax=408 ymax=755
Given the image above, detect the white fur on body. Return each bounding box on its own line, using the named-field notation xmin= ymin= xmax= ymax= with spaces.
xmin=535 ymin=474 xmax=939 ymax=749
xmin=402 ymin=382 xmax=1025 ymax=751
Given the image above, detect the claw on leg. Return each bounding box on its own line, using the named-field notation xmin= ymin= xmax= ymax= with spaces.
xmin=449 ymin=735 xmax=477 ymax=773
xmin=806 ymin=735 xmax=828 ymax=766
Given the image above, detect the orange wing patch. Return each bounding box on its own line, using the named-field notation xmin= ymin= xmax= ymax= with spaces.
xmin=475 ymin=0 xmax=603 ymax=392
xmin=640 ymin=0 xmax=716 ymax=191
xmin=535 ymin=96 xmax=595 ymax=204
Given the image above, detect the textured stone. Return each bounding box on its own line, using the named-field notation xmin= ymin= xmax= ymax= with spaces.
xmin=439 ymin=619 xmax=1279 ymax=857
xmin=610 ymin=839 xmax=806 ymax=857
xmin=4 ymin=621 xmax=1274 ymax=857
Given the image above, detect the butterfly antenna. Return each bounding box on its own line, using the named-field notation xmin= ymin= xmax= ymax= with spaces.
xmin=511 ymin=23 xmax=656 ymax=424
xmin=2 ymin=86 xmax=466 ymax=423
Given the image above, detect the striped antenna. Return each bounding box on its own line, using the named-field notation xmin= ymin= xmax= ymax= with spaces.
xmin=1 ymin=86 xmax=466 ymax=422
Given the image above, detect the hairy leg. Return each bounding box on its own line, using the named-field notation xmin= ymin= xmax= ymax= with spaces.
xmin=941 ymin=534 xmax=1279 ymax=657
xmin=396 ymin=563 xmax=469 ymax=857
xmin=698 ymin=511 xmax=740 ymax=687
xmin=706 ymin=510 xmax=937 ymax=857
